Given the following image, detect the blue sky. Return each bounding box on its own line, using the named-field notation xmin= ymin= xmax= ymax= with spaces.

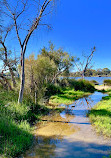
xmin=2 ymin=0 xmax=111 ymax=70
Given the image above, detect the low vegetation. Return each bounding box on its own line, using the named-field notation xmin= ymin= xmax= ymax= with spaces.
xmin=49 ymin=79 xmax=95 ymax=105
xmin=0 ymin=89 xmax=51 ymax=158
xmin=88 ymin=92 xmax=111 ymax=137
xmin=90 ymin=80 xmax=99 ymax=85
xmin=103 ymin=79 xmax=111 ymax=86
xmin=0 ymin=78 xmax=95 ymax=157
xmin=50 ymin=88 xmax=90 ymax=105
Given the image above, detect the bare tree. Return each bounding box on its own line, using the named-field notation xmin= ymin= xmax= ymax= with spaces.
xmin=2 ymin=0 xmax=55 ymax=103
xmin=74 ymin=47 xmax=96 ymax=79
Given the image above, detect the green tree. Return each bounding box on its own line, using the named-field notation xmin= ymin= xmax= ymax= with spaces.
xmin=102 ymin=68 xmax=110 ymax=75
xmin=25 ymin=54 xmax=57 ymax=103
xmin=40 ymin=42 xmax=74 ymax=83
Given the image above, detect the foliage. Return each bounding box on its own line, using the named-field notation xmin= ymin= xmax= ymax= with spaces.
xmin=0 ymin=89 xmax=51 ymax=158
xmin=103 ymin=79 xmax=111 ymax=86
xmin=59 ymin=78 xmax=95 ymax=92
xmin=88 ymin=93 xmax=111 ymax=137
xmin=90 ymin=80 xmax=99 ymax=85
xmin=44 ymin=84 xmax=62 ymax=98
xmin=58 ymin=78 xmax=70 ymax=87
xmin=40 ymin=42 xmax=74 ymax=82
xmin=24 ymin=54 xmax=57 ymax=103
xmin=70 ymin=79 xmax=95 ymax=92
xmin=24 ymin=45 xmax=74 ymax=103
xmin=50 ymin=87 xmax=90 ymax=105
xmin=0 ymin=115 xmax=33 ymax=158
xmin=71 ymin=68 xmax=111 ymax=77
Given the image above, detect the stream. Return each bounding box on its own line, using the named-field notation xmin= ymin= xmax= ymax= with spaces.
xmin=24 ymin=92 xmax=111 ymax=158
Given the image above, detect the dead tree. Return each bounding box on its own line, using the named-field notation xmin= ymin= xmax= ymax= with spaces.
xmin=74 ymin=47 xmax=96 ymax=79
xmin=2 ymin=0 xmax=55 ymax=103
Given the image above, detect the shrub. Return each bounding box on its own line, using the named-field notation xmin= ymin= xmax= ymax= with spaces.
xmin=90 ymin=80 xmax=99 ymax=85
xmin=58 ymin=78 xmax=70 ymax=88
xmin=45 ymin=84 xmax=62 ymax=97
xmin=60 ymin=79 xmax=95 ymax=92
xmin=103 ymin=79 xmax=111 ymax=86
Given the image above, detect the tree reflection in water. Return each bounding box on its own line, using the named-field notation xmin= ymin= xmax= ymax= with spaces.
xmin=24 ymin=92 xmax=107 ymax=158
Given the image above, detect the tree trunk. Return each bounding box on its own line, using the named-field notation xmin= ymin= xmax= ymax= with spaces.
xmin=0 ymin=75 xmax=13 ymax=90
xmin=81 ymin=71 xmax=85 ymax=80
xmin=8 ymin=65 xmax=16 ymax=87
xmin=18 ymin=53 xmax=25 ymax=103
xmin=3 ymin=60 xmax=16 ymax=88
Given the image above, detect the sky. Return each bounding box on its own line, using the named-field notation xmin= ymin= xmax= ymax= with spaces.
xmin=1 ymin=0 xmax=111 ymax=70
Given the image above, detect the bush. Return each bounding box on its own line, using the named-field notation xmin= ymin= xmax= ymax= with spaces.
xmin=59 ymin=79 xmax=95 ymax=92
xmin=45 ymin=84 xmax=62 ymax=98
xmin=58 ymin=78 xmax=70 ymax=88
xmin=69 ymin=79 xmax=95 ymax=92
xmin=0 ymin=89 xmax=51 ymax=157
xmin=103 ymin=79 xmax=111 ymax=86
xmin=90 ymin=80 xmax=99 ymax=85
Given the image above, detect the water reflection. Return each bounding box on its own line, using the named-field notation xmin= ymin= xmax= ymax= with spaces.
xmin=34 ymin=114 xmax=78 ymax=137
xmin=24 ymin=114 xmax=78 ymax=158
xmin=24 ymin=136 xmax=59 ymax=158
xmin=61 ymin=92 xmax=107 ymax=117
xmin=24 ymin=92 xmax=107 ymax=158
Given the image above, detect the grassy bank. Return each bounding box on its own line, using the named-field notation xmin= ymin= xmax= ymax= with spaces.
xmin=0 ymin=79 xmax=95 ymax=157
xmin=0 ymin=89 xmax=51 ymax=158
xmin=49 ymin=88 xmax=90 ymax=105
xmin=88 ymin=92 xmax=111 ymax=137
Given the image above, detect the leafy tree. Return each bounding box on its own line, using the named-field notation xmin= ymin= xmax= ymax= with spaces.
xmin=102 ymin=68 xmax=110 ymax=75
xmin=24 ymin=43 xmax=74 ymax=103
xmin=40 ymin=42 xmax=74 ymax=83
xmin=24 ymin=54 xmax=57 ymax=103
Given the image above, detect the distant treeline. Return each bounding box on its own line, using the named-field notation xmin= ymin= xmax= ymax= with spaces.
xmin=69 ymin=68 xmax=111 ymax=77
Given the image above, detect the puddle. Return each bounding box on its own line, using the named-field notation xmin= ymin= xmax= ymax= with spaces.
xmin=34 ymin=114 xmax=78 ymax=138
xmin=24 ymin=92 xmax=109 ymax=158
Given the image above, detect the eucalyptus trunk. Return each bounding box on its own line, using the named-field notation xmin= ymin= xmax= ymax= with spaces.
xmin=18 ymin=52 xmax=25 ymax=103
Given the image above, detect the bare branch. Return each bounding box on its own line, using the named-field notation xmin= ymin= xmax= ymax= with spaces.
xmin=3 ymin=25 xmax=13 ymax=42
xmin=13 ymin=15 xmax=22 ymax=47
xmin=23 ymin=0 xmax=52 ymax=53
xmin=16 ymin=0 xmax=28 ymax=19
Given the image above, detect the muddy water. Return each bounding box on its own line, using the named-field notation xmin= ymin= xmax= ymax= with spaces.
xmin=24 ymin=92 xmax=111 ymax=158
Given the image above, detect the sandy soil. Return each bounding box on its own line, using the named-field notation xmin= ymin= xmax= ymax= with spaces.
xmin=95 ymin=85 xmax=111 ymax=90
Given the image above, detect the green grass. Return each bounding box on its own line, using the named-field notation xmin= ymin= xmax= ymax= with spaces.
xmin=0 ymin=115 xmax=33 ymax=158
xmin=0 ymin=80 xmax=95 ymax=157
xmin=49 ymin=87 xmax=90 ymax=105
xmin=88 ymin=92 xmax=111 ymax=137
xmin=0 ymin=89 xmax=51 ymax=158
